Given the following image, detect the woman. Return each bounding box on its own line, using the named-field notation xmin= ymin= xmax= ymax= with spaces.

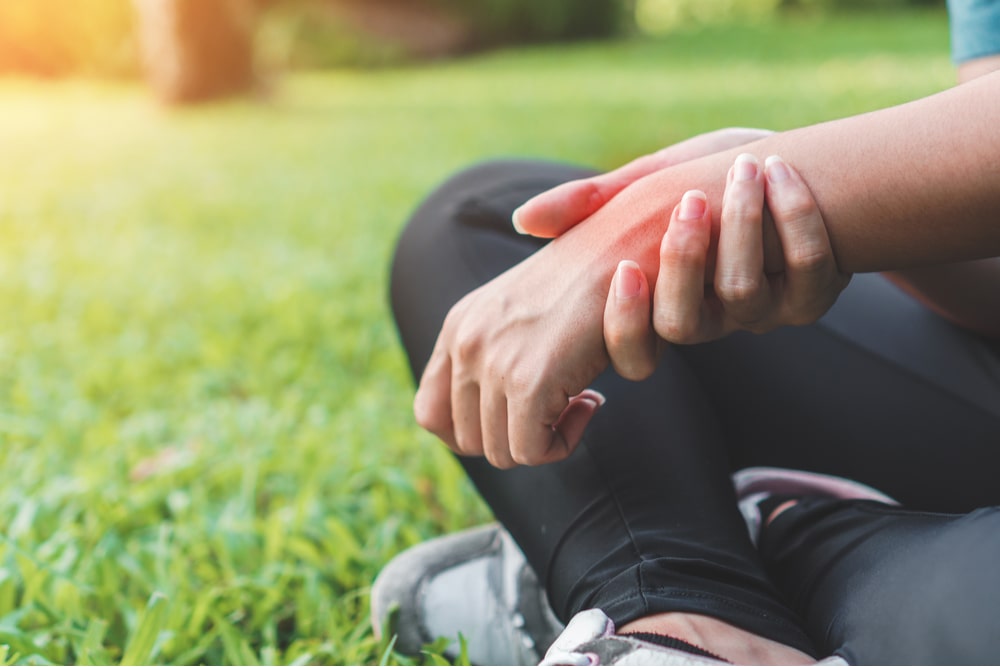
xmin=375 ymin=1 xmax=1000 ymax=663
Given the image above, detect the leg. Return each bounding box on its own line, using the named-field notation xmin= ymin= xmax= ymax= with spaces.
xmin=760 ymin=498 xmax=1000 ymax=664
xmin=678 ymin=272 xmax=1000 ymax=663
xmin=390 ymin=160 xmax=816 ymax=657
xmin=679 ymin=271 xmax=1000 ymax=511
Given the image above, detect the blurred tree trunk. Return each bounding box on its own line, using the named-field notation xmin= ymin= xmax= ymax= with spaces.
xmin=133 ymin=0 xmax=257 ymax=103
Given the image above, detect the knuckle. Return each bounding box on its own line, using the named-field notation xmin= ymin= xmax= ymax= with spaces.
xmin=722 ymin=196 xmax=763 ymax=224
xmin=440 ymin=301 xmax=465 ymax=332
xmin=454 ymin=335 xmax=481 ymax=364
xmin=785 ymin=243 xmax=832 ymax=275
xmin=662 ymin=229 xmax=707 ymax=264
xmin=413 ymin=392 xmax=446 ymax=434
xmin=506 ymin=366 xmax=536 ymax=396
xmin=716 ymin=273 xmax=764 ymax=306
xmin=772 ymin=189 xmax=817 ymax=222
xmin=605 ymin=323 xmax=640 ymax=355
xmin=582 ymin=180 xmax=607 ymax=211
xmin=654 ymin=312 xmax=698 ymax=344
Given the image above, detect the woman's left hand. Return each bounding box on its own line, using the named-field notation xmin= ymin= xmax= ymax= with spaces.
xmin=604 ymin=154 xmax=851 ymax=380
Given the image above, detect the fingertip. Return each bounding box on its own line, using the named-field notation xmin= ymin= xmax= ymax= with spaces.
xmin=512 ymin=206 xmax=527 ymax=234
xmin=574 ymin=388 xmax=606 ymax=407
xmin=733 ymin=153 xmax=760 ymax=182
xmin=551 ymin=398 xmax=600 ymax=458
xmin=509 ymin=178 xmax=607 ymax=239
xmin=764 ymin=155 xmax=792 ymax=184
xmin=614 ymin=260 xmax=645 ymax=301
xmin=676 ymin=189 xmax=708 ymax=221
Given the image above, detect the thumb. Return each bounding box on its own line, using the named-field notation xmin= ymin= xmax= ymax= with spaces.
xmin=513 ymin=177 xmax=610 ymax=239
xmin=513 ymin=150 xmax=682 ymax=238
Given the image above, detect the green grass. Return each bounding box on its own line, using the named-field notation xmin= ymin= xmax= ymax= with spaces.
xmin=0 ymin=9 xmax=952 ymax=665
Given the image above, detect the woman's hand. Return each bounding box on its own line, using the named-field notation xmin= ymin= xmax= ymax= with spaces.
xmin=412 ymin=147 xmax=788 ymax=470
xmin=513 ymin=127 xmax=773 ymax=239
xmin=413 ymin=243 xmax=612 ymax=469
xmin=604 ymin=154 xmax=852 ymax=380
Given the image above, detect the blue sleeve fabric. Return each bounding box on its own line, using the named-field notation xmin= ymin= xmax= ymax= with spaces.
xmin=948 ymin=0 xmax=1000 ymax=63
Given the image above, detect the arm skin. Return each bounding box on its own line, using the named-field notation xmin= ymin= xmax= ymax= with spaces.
xmin=415 ymin=68 xmax=1000 ymax=467
xmin=882 ymin=56 xmax=1000 ymax=337
xmin=532 ymin=68 xmax=1000 ymax=278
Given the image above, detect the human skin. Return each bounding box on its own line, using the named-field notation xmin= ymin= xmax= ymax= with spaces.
xmin=880 ymin=57 xmax=1000 ymax=335
xmin=597 ymin=58 xmax=1000 ymax=378
xmin=414 ymin=68 xmax=1000 ymax=470
xmin=603 ymin=153 xmax=848 ymax=380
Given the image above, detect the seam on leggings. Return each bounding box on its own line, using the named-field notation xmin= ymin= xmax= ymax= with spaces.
xmin=576 ymin=436 xmax=652 ymax=619
xmin=847 ymin=501 xmax=1000 ymax=520
xmin=539 ymin=439 xmax=649 ymax=619
xmin=817 ymin=319 xmax=1000 ymax=421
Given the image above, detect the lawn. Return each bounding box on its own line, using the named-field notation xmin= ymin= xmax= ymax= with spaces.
xmin=0 ymin=9 xmax=953 ymax=665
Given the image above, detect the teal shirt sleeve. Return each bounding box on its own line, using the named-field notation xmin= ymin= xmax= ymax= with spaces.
xmin=948 ymin=0 xmax=1000 ymax=63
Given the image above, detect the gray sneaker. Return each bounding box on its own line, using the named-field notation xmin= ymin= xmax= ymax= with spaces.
xmin=370 ymin=523 xmax=564 ymax=665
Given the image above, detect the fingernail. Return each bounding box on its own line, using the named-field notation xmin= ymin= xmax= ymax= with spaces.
xmin=588 ymin=389 xmax=607 ymax=406
xmin=512 ymin=206 xmax=526 ymax=234
xmin=677 ymin=190 xmax=707 ymax=220
xmin=733 ymin=153 xmax=759 ymax=182
xmin=765 ymin=155 xmax=790 ymax=183
xmin=615 ymin=260 xmax=642 ymax=300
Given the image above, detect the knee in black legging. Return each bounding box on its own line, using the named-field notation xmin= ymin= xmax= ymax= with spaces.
xmin=765 ymin=500 xmax=1000 ymax=664
xmin=861 ymin=508 xmax=1000 ymax=664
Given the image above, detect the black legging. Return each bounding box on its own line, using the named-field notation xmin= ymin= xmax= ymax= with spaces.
xmin=389 ymin=160 xmax=1000 ymax=663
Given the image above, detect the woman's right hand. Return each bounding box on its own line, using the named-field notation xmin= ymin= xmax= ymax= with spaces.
xmin=603 ymin=154 xmax=851 ymax=380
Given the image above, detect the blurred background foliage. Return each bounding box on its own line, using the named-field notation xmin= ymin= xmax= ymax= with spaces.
xmin=0 ymin=0 xmax=137 ymax=77
xmin=0 ymin=0 xmax=945 ymax=82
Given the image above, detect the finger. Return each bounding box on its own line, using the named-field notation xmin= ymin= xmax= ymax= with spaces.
xmin=764 ymin=155 xmax=849 ymax=324
xmin=481 ymin=383 xmax=516 ymax=469
xmin=653 ymin=190 xmax=716 ymax=344
xmin=513 ymin=128 xmax=775 ymax=239
xmin=573 ymin=388 xmax=607 ymax=407
xmin=715 ymin=153 xmax=772 ymax=329
xmin=513 ymin=161 xmax=665 ymax=239
xmin=413 ymin=345 xmax=457 ymax=450
xmin=551 ymin=394 xmax=602 ymax=453
xmin=604 ymin=260 xmax=659 ymax=380
xmin=450 ymin=368 xmax=484 ymax=457
xmin=507 ymin=385 xmax=581 ymax=466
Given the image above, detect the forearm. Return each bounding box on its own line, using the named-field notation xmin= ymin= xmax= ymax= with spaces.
xmin=726 ymin=69 xmax=1000 ymax=272
xmin=878 ymin=55 xmax=1000 ymax=338
xmin=574 ymin=69 xmax=1000 ymax=285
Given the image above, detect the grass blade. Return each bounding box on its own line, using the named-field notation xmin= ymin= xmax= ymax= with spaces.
xmin=120 ymin=592 xmax=168 ymax=666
